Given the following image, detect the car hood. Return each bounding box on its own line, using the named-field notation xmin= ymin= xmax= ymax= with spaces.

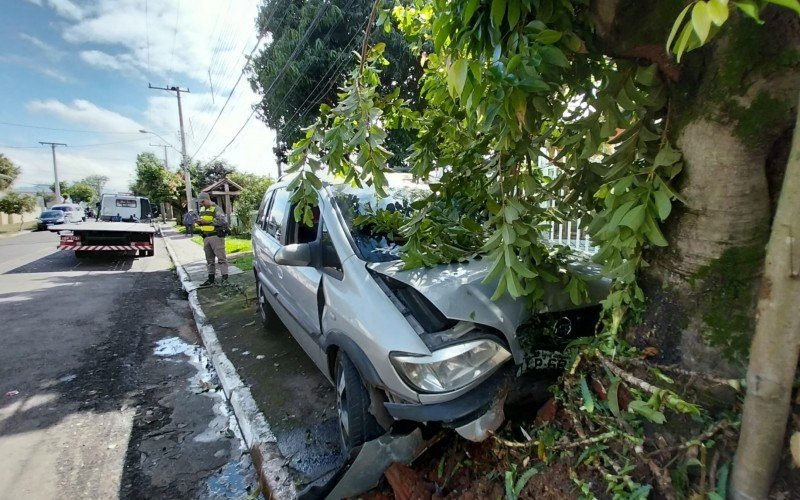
xmin=367 ymin=257 xmax=610 ymax=342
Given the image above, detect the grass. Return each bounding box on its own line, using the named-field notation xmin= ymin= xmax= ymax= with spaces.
xmin=190 ymin=235 xmax=253 ymax=253
xmin=0 ymin=221 xmax=37 ymax=234
xmin=229 ymin=253 xmax=254 ymax=271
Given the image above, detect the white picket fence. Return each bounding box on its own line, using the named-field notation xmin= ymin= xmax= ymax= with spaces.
xmin=541 ymin=163 xmax=598 ymax=256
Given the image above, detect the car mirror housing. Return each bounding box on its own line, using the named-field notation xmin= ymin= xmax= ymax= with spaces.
xmin=274 ymin=243 xmax=313 ymax=267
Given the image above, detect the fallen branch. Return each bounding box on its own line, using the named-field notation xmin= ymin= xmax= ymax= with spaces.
xmin=620 ymin=358 xmax=742 ymax=388
xmin=599 ymin=353 xmax=661 ymax=395
xmin=646 ymin=420 xmax=733 ymax=457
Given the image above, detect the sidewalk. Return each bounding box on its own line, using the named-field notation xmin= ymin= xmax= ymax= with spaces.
xmin=159 ymin=225 xmax=244 ymax=287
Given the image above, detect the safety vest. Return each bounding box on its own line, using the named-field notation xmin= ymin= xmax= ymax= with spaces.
xmin=198 ymin=205 xmax=218 ymax=234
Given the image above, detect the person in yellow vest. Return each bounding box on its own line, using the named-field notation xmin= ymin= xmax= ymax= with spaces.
xmin=197 ymin=192 xmax=229 ymax=287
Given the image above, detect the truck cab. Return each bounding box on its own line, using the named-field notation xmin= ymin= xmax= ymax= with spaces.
xmin=100 ymin=194 xmax=153 ymax=222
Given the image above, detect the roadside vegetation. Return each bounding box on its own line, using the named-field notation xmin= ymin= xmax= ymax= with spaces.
xmin=253 ymin=0 xmax=800 ymax=496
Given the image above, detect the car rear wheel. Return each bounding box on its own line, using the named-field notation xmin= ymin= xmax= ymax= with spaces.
xmin=335 ymin=352 xmax=382 ymax=451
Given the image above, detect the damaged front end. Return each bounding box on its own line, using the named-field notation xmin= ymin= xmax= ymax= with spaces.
xmin=368 ymin=258 xmax=608 ymax=441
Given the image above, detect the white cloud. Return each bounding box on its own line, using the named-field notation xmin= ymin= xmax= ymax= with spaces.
xmin=27 ymin=99 xmax=144 ymax=134
xmin=79 ymin=50 xmax=141 ymax=78
xmin=19 ymin=33 xmax=65 ymax=60
xmin=47 ymin=0 xmax=84 ymax=20
xmin=24 ymin=0 xmax=44 ymax=6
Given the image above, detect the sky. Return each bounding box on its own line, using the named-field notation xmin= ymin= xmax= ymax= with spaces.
xmin=0 ymin=0 xmax=277 ymax=194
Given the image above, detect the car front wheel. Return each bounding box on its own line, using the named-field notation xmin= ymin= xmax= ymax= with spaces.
xmin=335 ymin=352 xmax=382 ymax=451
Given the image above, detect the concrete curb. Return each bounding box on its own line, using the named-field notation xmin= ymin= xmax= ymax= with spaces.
xmin=160 ymin=229 xmax=298 ymax=500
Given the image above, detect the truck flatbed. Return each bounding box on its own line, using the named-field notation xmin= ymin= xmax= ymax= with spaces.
xmin=49 ymin=221 xmax=156 ymax=256
xmin=48 ymin=221 xmax=156 ymax=233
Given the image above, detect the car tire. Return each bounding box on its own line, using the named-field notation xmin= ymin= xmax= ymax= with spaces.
xmin=256 ymin=281 xmax=273 ymax=327
xmin=335 ymin=351 xmax=382 ymax=451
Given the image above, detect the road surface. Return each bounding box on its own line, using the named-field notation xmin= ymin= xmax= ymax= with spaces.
xmin=0 ymin=230 xmax=257 ymax=499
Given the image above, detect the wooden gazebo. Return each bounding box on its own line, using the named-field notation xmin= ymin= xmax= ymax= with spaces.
xmin=201 ymin=177 xmax=242 ymax=221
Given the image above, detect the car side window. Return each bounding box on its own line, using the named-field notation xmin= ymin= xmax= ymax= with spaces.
xmin=256 ymin=191 xmax=274 ymax=229
xmin=286 ymin=203 xmax=321 ymax=245
xmin=266 ymin=188 xmax=291 ymax=241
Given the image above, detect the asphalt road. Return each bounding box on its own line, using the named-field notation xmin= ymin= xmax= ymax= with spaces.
xmin=0 ymin=230 xmax=257 ymax=499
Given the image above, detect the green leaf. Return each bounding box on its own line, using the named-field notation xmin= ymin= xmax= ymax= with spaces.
xmin=692 ymin=1 xmax=712 ymax=43
xmin=654 ymin=143 xmax=682 ymax=166
xmin=540 ymin=46 xmax=569 ymax=68
xmin=767 ymin=0 xmax=800 ymax=14
xmin=733 ymin=0 xmax=764 ymax=22
xmin=666 ymin=2 xmax=693 ymax=53
xmin=491 ymin=0 xmax=506 ymax=27
xmin=618 ymin=204 xmax=646 ymax=230
xmin=507 ymin=0 xmax=521 ymax=27
xmin=463 ymin=0 xmax=481 ymax=24
xmin=448 ymin=59 xmax=469 ymax=97
xmin=674 ymin=22 xmax=694 ymax=61
xmin=579 ymin=375 xmax=595 ymax=413
xmin=653 ymin=188 xmax=672 ymax=220
xmin=628 ymin=400 xmax=666 ymax=424
xmin=535 ymin=29 xmax=562 ymax=44
xmin=708 ymin=0 xmax=730 ymax=25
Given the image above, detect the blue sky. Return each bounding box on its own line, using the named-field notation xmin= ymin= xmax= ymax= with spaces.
xmin=1 ymin=0 xmax=276 ymax=193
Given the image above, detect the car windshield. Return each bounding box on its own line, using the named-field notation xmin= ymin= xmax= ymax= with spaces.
xmin=330 ymin=182 xmax=430 ymax=262
xmin=40 ymin=211 xmax=63 ymax=218
xmin=51 ymin=206 xmax=68 ymax=212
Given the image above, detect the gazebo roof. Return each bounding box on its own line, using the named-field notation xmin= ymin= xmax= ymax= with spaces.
xmin=201 ymin=177 xmax=243 ymax=195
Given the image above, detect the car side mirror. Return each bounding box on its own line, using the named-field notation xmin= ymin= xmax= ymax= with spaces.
xmin=274 ymin=243 xmax=312 ymax=267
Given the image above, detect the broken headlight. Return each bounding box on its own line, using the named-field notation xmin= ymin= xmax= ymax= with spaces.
xmin=390 ymin=340 xmax=511 ymax=393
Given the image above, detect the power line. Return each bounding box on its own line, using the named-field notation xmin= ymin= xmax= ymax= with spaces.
xmin=189 ymin=35 xmax=265 ymax=160
xmin=206 ymin=1 xmax=333 ymax=163
xmin=167 ymin=0 xmax=182 ymax=81
xmin=0 ymin=121 xmax=163 ymax=134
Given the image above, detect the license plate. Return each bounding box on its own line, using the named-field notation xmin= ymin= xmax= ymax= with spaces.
xmin=525 ymin=350 xmax=569 ymax=370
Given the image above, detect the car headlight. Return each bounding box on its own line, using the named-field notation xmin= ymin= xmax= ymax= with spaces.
xmin=390 ymin=340 xmax=511 ymax=393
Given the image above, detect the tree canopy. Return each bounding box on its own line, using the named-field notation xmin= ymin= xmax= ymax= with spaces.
xmin=131 ymin=152 xmax=182 ymax=205
xmin=250 ymin=0 xmax=422 ymax=167
xmin=67 ymin=182 xmax=97 ymax=203
xmin=0 ymin=154 xmax=20 ymax=191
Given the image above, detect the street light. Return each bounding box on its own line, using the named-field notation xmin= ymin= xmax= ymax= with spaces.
xmin=139 ymin=129 xmax=193 ymax=211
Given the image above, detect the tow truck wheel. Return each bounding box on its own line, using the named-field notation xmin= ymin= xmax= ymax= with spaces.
xmin=335 ymin=352 xmax=382 ymax=451
xmin=75 ymin=251 xmax=89 ymax=259
xmin=256 ymin=282 xmax=273 ymax=327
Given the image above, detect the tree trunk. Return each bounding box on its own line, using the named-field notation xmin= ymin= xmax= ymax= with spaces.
xmin=591 ymin=1 xmax=800 ymax=374
xmin=730 ymin=93 xmax=800 ymax=499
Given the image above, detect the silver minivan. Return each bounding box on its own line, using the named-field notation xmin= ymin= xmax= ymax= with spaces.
xmin=252 ymin=174 xmax=608 ymax=450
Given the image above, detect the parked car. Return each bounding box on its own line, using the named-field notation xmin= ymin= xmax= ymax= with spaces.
xmin=252 ymin=174 xmax=609 ymax=450
xmin=50 ymin=204 xmax=85 ymax=223
xmin=36 ymin=210 xmax=67 ymax=230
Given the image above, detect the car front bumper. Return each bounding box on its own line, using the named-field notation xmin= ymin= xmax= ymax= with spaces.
xmin=382 ymin=363 xmax=514 ymax=441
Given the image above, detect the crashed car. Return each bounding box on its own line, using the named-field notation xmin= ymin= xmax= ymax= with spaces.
xmin=252 ymin=174 xmax=609 ymax=450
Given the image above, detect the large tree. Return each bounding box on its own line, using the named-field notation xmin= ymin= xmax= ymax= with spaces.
xmin=0 ymin=154 xmax=20 ymax=191
xmin=285 ymin=0 xmax=800 ymax=496
xmin=0 ymin=192 xmax=36 ymax=228
xmin=190 ymin=159 xmax=236 ymax=192
xmin=249 ymin=0 xmax=421 ymax=167
xmin=131 ymin=153 xmax=182 ymax=207
xmin=81 ymin=175 xmax=109 ymax=199
xmin=67 ymin=182 xmax=97 ymax=204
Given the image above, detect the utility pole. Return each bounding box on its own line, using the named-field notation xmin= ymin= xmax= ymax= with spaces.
xmin=39 ymin=142 xmax=67 ymax=203
xmin=150 ymin=143 xmax=169 ymax=169
xmin=149 ymin=84 xmax=192 ymax=210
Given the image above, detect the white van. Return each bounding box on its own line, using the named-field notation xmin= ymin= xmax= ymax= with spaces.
xmin=99 ymin=194 xmax=153 ymax=222
xmin=50 ymin=204 xmax=85 ymax=223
